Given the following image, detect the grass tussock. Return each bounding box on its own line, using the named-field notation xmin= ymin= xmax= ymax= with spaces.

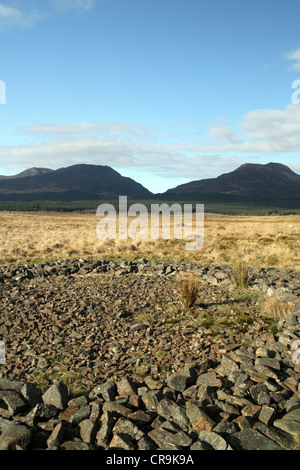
xmin=262 ymin=294 xmax=292 ymax=321
xmin=232 ymin=261 xmax=252 ymax=289
xmin=178 ymin=274 xmax=200 ymax=308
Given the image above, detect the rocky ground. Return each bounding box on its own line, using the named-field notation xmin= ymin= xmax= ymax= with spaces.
xmin=0 ymin=258 xmax=299 ymax=450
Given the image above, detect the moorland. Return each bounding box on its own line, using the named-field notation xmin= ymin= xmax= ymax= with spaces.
xmin=0 ymin=210 xmax=299 ymax=271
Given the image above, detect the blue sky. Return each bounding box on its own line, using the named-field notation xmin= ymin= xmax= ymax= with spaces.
xmin=1 ymin=0 xmax=300 ymax=193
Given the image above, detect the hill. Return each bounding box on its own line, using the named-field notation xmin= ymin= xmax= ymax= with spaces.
xmin=0 ymin=164 xmax=152 ymax=200
xmin=163 ymin=162 xmax=300 ymax=198
xmin=0 ymin=162 xmax=299 ymax=214
xmin=0 ymin=167 xmax=53 ymax=180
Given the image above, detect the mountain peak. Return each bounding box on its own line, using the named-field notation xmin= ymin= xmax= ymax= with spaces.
xmin=164 ymin=162 xmax=300 ymax=197
xmin=14 ymin=167 xmax=54 ymax=178
xmin=237 ymin=162 xmax=295 ymax=174
xmin=0 ymin=163 xmax=152 ymax=200
xmin=0 ymin=167 xmax=53 ymax=180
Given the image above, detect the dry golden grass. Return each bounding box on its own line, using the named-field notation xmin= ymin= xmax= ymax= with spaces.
xmin=262 ymin=294 xmax=292 ymax=320
xmin=0 ymin=211 xmax=300 ymax=270
xmin=178 ymin=274 xmax=200 ymax=308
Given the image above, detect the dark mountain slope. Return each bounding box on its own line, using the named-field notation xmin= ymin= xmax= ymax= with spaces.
xmin=0 ymin=164 xmax=152 ymax=200
xmin=163 ymin=163 xmax=300 ymax=198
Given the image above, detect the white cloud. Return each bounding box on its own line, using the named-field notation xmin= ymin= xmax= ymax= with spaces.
xmin=1 ymin=123 xmax=182 ymax=173
xmin=285 ymin=47 xmax=300 ymax=71
xmin=207 ymin=122 xmax=243 ymax=145
xmin=2 ymin=105 xmax=300 ymax=183
xmin=50 ymin=0 xmax=95 ymax=14
xmin=240 ymin=106 xmax=300 ymax=150
xmin=21 ymin=122 xmax=156 ymax=141
xmin=0 ymin=3 xmax=40 ymax=29
xmin=0 ymin=0 xmax=95 ymax=29
xmin=198 ymin=105 xmax=300 ymax=154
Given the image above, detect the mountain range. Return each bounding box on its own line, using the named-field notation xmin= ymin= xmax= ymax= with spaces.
xmin=0 ymin=164 xmax=152 ymax=200
xmin=0 ymin=162 xmax=299 ymax=208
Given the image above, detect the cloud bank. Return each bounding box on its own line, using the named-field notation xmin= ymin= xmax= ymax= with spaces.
xmin=50 ymin=0 xmax=95 ymax=14
xmin=285 ymin=47 xmax=300 ymax=71
xmin=1 ymin=105 xmax=300 ymax=182
xmin=0 ymin=3 xmax=40 ymax=28
xmin=0 ymin=0 xmax=95 ymax=29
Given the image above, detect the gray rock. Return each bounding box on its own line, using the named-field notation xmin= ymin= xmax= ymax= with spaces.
xmin=198 ymin=430 xmax=230 ymax=450
xmin=67 ymin=395 xmax=89 ymax=408
xmin=138 ymin=435 xmax=157 ymax=450
xmin=89 ymin=402 xmax=102 ymax=423
xmin=253 ymin=422 xmax=297 ymax=450
xmin=60 ymin=440 xmax=90 ymax=450
xmin=273 ymin=408 xmax=300 ymax=435
xmin=157 ymin=398 xmax=180 ymax=420
xmin=79 ymin=419 xmax=97 ymax=443
xmin=190 ymin=440 xmax=209 ymax=450
xmin=285 ymin=397 xmax=300 ymax=413
xmin=217 ymin=389 xmax=249 ymax=407
xmin=148 ymin=427 xmax=191 ymax=449
xmin=0 ymin=390 xmax=28 ymax=416
xmin=0 ymin=379 xmax=24 ymax=392
xmin=141 ymin=390 xmax=164 ymax=411
xmin=109 ymin=432 xmax=137 ymax=450
xmin=250 ymin=383 xmax=269 ymax=401
xmin=89 ymin=380 xmax=116 ymax=401
xmin=42 ymin=381 xmax=69 ymax=410
xmin=0 ymin=423 xmax=32 ymax=450
xmin=258 ymin=405 xmax=277 ymax=425
xmin=116 ymin=376 xmax=137 ymax=396
xmin=68 ymin=405 xmax=91 ymax=426
xmin=227 ymin=428 xmax=282 ymax=450
xmin=20 ymin=403 xmax=59 ymax=426
xmin=196 ymin=371 xmax=223 ymax=388
xmin=127 ymin=409 xmax=152 ymax=427
xmin=255 ymin=357 xmax=281 ymax=370
xmin=215 ymin=399 xmax=240 ymax=416
xmin=166 ymin=373 xmax=190 ymax=392
xmin=47 ymin=423 xmax=65 ymax=448
xmin=21 ymin=382 xmax=43 ymax=407
xmin=254 ymin=363 xmax=280 ymax=380
xmin=102 ymin=401 xmax=132 ymax=418
xmin=215 ymin=354 xmax=239 ymax=375
xmin=96 ymin=410 xmax=116 ymax=446
xmin=0 ymin=258 xmax=300 ymax=451
xmin=186 ymin=401 xmax=216 ymax=432
xmin=160 ymin=420 xmax=183 ymax=432
xmin=112 ymin=417 xmax=144 ymax=440
xmin=157 ymin=399 xmax=189 ymax=430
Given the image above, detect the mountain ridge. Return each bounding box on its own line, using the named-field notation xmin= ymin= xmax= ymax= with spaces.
xmin=162 ymin=162 xmax=300 ymax=198
xmin=0 ymin=164 xmax=152 ymax=200
xmin=0 ymin=167 xmax=54 ymax=180
xmin=0 ymin=162 xmax=299 ymax=207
